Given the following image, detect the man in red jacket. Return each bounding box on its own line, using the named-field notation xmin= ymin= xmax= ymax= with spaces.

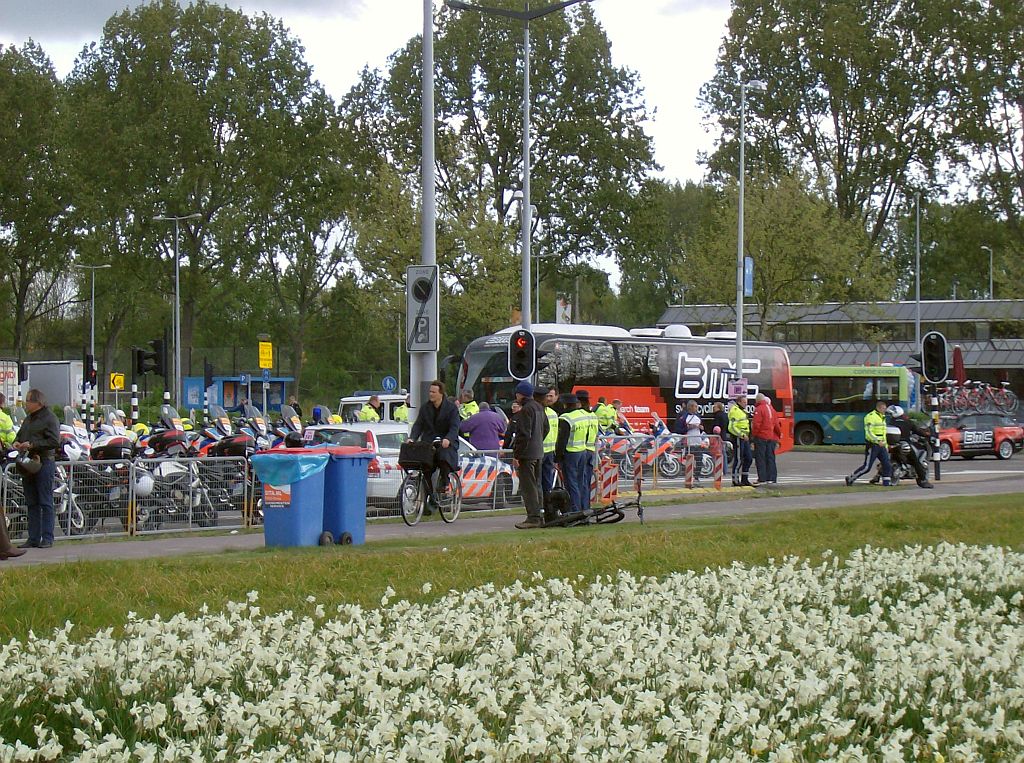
xmin=751 ymin=393 xmax=778 ymax=485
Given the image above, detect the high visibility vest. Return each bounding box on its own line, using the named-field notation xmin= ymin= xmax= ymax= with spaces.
xmin=393 ymin=404 xmax=409 ymax=423
xmin=728 ymin=404 xmax=750 ymax=437
xmin=583 ymin=410 xmax=599 ymax=452
xmin=460 ymin=401 xmax=479 ymax=420
xmin=595 ymin=403 xmax=616 ymax=431
xmin=0 ymin=410 xmax=14 ymax=448
xmin=560 ymin=409 xmax=588 ymax=453
xmin=864 ymin=410 xmax=887 ymax=444
xmin=544 ymin=407 xmax=558 ymax=454
xmin=358 ymin=405 xmax=381 ymax=422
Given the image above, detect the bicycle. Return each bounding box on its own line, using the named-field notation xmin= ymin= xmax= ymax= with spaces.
xmin=398 ymin=439 xmax=463 ymax=526
xmin=542 ymin=482 xmax=644 ymax=528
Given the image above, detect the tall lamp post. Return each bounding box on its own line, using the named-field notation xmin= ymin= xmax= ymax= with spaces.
xmin=981 ymin=245 xmax=993 ymax=299
xmin=445 ymin=0 xmax=591 ymax=330
xmin=735 ymin=79 xmax=766 ymax=379
xmin=152 ymin=213 xmax=202 ymax=408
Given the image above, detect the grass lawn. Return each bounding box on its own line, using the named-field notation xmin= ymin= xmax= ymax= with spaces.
xmin=1 ymin=493 xmax=1021 ymax=643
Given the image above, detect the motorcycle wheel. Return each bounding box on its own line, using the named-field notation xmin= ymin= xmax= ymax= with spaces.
xmin=657 ymin=453 xmax=682 ymax=479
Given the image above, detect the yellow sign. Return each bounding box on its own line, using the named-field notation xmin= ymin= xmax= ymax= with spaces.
xmin=109 ymin=372 xmax=125 ymax=391
xmin=258 ymin=341 xmax=273 ymax=370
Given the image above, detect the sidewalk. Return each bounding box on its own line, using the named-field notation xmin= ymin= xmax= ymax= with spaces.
xmin=6 ymin=473 xmax=1023 ymax=567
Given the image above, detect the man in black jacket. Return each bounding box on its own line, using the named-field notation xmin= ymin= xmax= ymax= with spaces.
xmin=13 ymin=388 xmax=60 ymax=549
xmin=410 ymin=380 xmax=462 ymax=512
xmin=512 ymin=381 xmax=548 ymax=529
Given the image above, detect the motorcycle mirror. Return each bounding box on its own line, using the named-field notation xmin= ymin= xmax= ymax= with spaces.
xmin=144 ymin=447 xmax=155 ymax=457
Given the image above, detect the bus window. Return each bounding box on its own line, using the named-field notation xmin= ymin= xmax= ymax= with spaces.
xmin=618 ymin=343 xmax=660 ymax=387
xmin=537 ymin=340 xmax=616 ymax=391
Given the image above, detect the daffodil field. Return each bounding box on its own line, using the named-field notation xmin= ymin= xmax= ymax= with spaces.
xmin=1 ymin=542 xmax=1022 ymax=761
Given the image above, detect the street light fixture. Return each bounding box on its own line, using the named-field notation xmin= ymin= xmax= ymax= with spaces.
xmin=445 ymin=0 xmax=592 ymax=331
xmin=981 ymin=245 xmax=993 ymax=299
xmin=152 ymin=212 xmax=203 ymax=408
xmin=735 ymin=79 xmax=766 ymax=382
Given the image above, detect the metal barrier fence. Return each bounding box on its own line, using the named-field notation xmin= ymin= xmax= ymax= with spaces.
xmin=1 ymin=457 xmax=251 ymax=540
xmin=0 ymin=436 xmax=731 ymax=543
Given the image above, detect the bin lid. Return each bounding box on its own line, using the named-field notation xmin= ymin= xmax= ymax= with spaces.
xmin=251 ymin=450 xmax=329 ymax=485
xmin=324 ymin=445 xmax=374 ymax=459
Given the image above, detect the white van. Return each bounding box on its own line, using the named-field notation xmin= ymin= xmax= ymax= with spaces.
xmin=337 ymin=393 xmax=408 ymax=423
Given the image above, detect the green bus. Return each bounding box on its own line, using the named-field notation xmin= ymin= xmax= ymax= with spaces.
xmin=791 ymin=365 xmax=918 ymax=446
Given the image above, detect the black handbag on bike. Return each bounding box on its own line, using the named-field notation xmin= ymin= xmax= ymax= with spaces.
xmin=399 ymin=441 xmax=435 ymax=469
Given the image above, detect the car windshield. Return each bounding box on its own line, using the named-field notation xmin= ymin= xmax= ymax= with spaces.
xmin=376 ymin=432 xmax=406 ymax=451
xmin=319 ymin=430 xmax=365 ymax=447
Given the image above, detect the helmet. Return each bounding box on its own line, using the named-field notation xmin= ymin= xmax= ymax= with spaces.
xmin=284 ymin=431 xmax=305 ymax=448
xmin=133 ymin=472 xmax=155 ymax=498
xmin=887 ymin=405 xmax=905 ymax=418
xmin=133 ymin=422 xmax=150 ymax=436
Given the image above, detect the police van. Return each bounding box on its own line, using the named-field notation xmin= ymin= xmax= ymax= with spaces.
xmin=337 ymin=391 xmax=408 ymax=423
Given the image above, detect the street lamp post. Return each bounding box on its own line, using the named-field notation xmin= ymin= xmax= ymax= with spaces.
xmin=981 ymin=245 xmax=993 ymax=299
xmin=445 ymin=0 xmax=591 ymax=330
xmin=72 ymin=263 xmax=111 ymax=420
xmin=735 ymin=79 xmax=766 ymax=380
xmin=153 ymin=213 xmax=202 ymax=408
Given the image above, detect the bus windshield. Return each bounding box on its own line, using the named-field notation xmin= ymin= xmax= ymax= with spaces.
xmin=457 ymin=324 xmax=795 ymax=452
xmin=791 ymin=365 xmax=916 ymax=446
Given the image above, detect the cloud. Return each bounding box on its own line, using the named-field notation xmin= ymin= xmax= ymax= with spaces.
xmin=0 ymin=0 xmax=367 ymax=42
xmin=659 ymin=0 xmax=731 ymax=14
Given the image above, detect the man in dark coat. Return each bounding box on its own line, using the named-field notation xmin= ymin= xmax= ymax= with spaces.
xmin=512 ymin=381 xmax=548 ymax=529
xmin=410 ymin=380 xmax=461 ymax=512
xmin=13 ymin=388 xmax=60 ymax=549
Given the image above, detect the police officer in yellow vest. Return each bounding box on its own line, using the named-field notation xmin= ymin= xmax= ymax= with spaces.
xmin=0 ymin=394 xmax=16 ymax=448
xmin=394 ymin=396 xmax=410 ymax=423
xmin=595 ymin=397 xmax=617 ymax=434
xmin=575 ymin=390 xmax=599 ymax=511
xmin=728 ymin=394 xmax=753 ymax=486
xmin=357 ymin=395 xmax=383 ymax=422
xmin=556 ymin=394 xmax=589 ymax=513
xmin=845 ymin=400 xmax=892 ymax=486
xmin=459 ymin=390 xmax=479 ymax=420
xmin=541 ymin=386 xmax=559 ymax=521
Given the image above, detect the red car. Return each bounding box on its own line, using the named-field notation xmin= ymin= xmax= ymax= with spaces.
xmin=938 ymin=413 xmax=1024 ymax=461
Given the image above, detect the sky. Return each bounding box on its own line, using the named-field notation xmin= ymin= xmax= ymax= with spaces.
xmin=0 ymin=0 xmax=733 ymax=185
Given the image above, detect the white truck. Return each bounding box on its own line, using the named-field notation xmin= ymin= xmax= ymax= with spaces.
xmin=24 ymin=361 xmax=85 ymax=408
xmin=0 ymin=359 xmax=19 ymax=404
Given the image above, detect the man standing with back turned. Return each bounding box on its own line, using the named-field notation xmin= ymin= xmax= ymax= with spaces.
xmin=512 ymin=381 xmax=548 ymax=529
xmin=845 ymin=400 xmax=892 ymax=486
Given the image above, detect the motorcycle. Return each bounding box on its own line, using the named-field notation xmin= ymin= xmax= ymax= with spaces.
xmin=872 ymin=424 xmax=931 ymax=486
xmin=196 ymin=404 xmax=256 ymax=516
xmin=142 ymin=404 xmax=217 ymax=528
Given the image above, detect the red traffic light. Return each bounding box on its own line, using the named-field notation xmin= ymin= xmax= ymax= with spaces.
xmin=515 ymin=336 xmax=528 ymax=349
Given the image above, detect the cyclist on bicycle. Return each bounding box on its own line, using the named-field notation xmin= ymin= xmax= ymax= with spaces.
xmin=408 ymin=380 xmax=461 ymax=513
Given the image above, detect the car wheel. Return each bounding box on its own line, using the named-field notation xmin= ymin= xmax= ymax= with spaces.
xmin=938 ymin=441 xmax=952 ymax=461
xmin=997 ymin=439 xmax=1014 ymax=460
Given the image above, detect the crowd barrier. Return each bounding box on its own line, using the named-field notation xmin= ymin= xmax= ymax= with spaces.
xmin=0 ymin=435 xmax=729 ymax=542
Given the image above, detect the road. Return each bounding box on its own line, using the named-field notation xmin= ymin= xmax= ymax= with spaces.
xmin=3 ymin=449 xmax=1022 ymax=567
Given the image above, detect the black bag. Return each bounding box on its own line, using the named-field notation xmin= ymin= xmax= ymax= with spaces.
xmin=399 ymin=441 xmax=435 ymax=469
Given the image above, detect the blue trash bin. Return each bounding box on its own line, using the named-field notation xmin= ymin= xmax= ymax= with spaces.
xmin=251 ymin=449 xmax=330 ymax=547
xmin=322 ymin=446 xmax=373 ymax=545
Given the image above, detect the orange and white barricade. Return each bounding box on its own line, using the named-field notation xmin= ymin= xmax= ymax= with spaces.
xmin=589 ymin=454 xmax=619 ymax=505
xmin=709 ymin=434 xmax=724 ymax=490
xmin=684 ymin=453 xmax=695 ymax=489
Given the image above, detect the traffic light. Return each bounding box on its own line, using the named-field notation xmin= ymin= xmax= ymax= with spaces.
xmin=204 ymin=358 xmax=214 ymax=390
xmin=921 ymin=330 xmax=949 ymax=384
xmin=507 ymin=329 xmax=536 ymax=381
xmin=84 ymin=354 xmax=97 ymax=388
xmin=136 ymin=338 xmax=167 ymax=377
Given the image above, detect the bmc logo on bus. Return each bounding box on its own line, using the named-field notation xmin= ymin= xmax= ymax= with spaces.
xmin=674 ymin=353 xmax=761 ymax=400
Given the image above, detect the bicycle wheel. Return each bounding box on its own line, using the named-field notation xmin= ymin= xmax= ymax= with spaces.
xmin=400 ymin=473 xmax=425 ymax=526
xmin=594 ymin=507 xmax=625 ymax=524
xmin=437 ymin=472 xmax=462 ymax=523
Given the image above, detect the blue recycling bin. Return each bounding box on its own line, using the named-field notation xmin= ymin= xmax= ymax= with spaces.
xmin=251 ymin=449 xmax=330 ymax=548
xmin=322 ymin=446 xmax=373 ymax=545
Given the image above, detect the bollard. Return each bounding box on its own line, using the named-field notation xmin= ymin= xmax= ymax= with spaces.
xmin=130 ymin=383 xmax=139 ymax=426
xmin=712 ymin=440 xmax=723 ymax=490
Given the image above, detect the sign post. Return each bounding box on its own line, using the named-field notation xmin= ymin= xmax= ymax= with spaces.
xmin=262 ymin=367 xmax=270 ymax=415
xmin=109 ymin=372 xmax=125 ymax=411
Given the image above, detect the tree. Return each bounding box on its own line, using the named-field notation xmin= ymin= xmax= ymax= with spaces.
xmin=681 ymin=173 xmax=888 ymax=339
xmin=700 ymin=0 xmax=952 ymax=245
xmin=64 ymin=0 xmax=337 ymax=368
xmin=341 ymin=1 xmax=656 ymax=303
xmin=0 ymin=42 xmax=75 ymax=357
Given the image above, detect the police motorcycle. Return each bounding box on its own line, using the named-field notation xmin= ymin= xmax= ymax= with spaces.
xmin=141 ymin=404 xmax=217 ymax=528
xmin=61 ymin=410 xmax=157 ymax=533
xmin=269 ymin=404 xmax=303 ymax=448
xmin=195 ymin=404 xmax=256 ymax=516
xmin=872 ymin=405 xmax=932 ymax=486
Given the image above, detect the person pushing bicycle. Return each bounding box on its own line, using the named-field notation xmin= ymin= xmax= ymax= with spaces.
xmin=408 ymin=380 xmax=461 ymax=514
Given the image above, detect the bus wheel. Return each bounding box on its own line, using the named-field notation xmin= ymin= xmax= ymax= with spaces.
xmin=795 ymin=423 xmax=823 ymax=447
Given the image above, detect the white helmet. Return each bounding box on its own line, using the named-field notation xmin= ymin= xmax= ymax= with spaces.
xmin=887 ymin=405 xmax=904 ymax=418
xmin=133 ymin=472 xmax=155 ymax=498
